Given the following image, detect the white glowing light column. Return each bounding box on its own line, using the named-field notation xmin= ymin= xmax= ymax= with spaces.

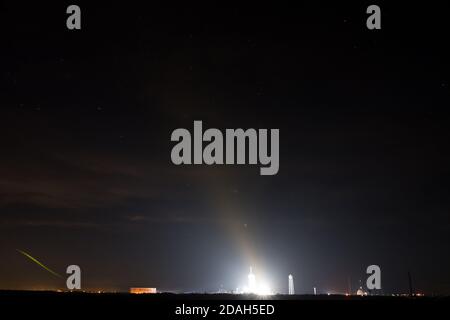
xmin=248 ymin=267 xmax=256 ymax=293
xmin=288 ymin=274 xmax=295 ymax=295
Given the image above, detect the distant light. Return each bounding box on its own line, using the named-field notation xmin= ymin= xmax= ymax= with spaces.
xmin=356 ymin=287 xmax=368 ymax=296
xmin=129 ymin=288 xmax=157 ymax=294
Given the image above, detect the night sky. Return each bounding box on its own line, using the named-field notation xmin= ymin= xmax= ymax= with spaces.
xmin=1 ymin=2 xmax=449 ymax=294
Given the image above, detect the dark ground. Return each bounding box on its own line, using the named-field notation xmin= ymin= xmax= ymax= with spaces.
xmin=1 ymin=290 xmax=448 ymax=319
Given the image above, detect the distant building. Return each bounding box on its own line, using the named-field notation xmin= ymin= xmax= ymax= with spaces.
xmin=129 ymin=287 xmax=157 ymax=294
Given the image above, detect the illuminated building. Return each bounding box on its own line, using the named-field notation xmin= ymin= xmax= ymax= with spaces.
xmin=288 ymin=274 xmax=295 ymax=295
xmin=129 ymin=287 xmax=157 ymax=294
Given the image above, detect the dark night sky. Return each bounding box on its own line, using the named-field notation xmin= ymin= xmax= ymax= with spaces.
xmin=1 ymin=2 xmax=449 ymax=294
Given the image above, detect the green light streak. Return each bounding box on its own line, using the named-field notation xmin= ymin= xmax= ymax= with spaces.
xmin=17 ymin=249 xmax=62 ymax=278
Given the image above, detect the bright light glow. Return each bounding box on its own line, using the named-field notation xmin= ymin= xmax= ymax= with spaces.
xmin=256 ymin=283 xmax=272 ymax=296
xmin=240 ymin=283 xmax=273 ymax=296
xmin=237 ymin=267 xmax=274 ymax=296
xmin=129 ymin=288 xmax=157 ymax=294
